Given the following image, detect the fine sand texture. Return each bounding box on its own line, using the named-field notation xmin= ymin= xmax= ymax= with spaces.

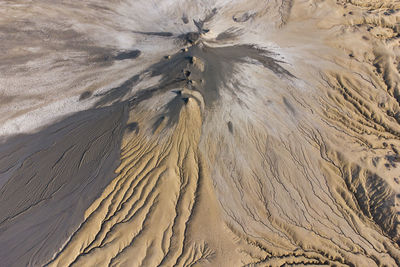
xmin=1 ymin=0 xmax=400 ymax=266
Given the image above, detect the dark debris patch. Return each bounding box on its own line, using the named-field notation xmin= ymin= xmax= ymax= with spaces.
xmin=182 ymin=14 xmax=189 ymax=24
xmin=79 ymin=91 xmax=92 ymax=101
xmin=233 ymin=12 xmax=256 ymax=23
xmin=227 ymin=121 xmax=233 ymax=134
xmin=114 ymin=50 xmax=141 ymax=60
xmin=126 ymin=122 xmax=139 ymax=134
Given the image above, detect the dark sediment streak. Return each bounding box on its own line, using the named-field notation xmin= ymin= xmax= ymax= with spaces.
xmin=132 ymin=31 xmax=174 ymax=37
xmin=114 ymin=50 xmax=141 ymax=61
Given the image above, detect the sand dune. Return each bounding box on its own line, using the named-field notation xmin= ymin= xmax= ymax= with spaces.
xmin=1 ymin=0 xmax=400 ymax=266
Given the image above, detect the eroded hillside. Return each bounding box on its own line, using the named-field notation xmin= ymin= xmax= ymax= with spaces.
xmin=0 ymin=0 xmax=400 ymax=266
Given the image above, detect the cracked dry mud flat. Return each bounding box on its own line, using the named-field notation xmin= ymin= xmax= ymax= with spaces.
xmin=1 ymin=0 xmax=400 ymax=266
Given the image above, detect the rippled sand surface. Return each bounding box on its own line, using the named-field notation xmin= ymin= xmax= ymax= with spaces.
xmin=1 ymin=0 xmax=400 ymax=266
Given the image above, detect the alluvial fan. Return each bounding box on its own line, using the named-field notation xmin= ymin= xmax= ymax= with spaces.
xmin=1 ymin=0 xmax=400 ymax=266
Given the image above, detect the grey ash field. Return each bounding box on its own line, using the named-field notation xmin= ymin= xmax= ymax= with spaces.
xmin=1 ymin=0 xmax=400 ymax=266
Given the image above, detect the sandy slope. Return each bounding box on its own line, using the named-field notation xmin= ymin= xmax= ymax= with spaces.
xmin=1 ymin=0 xmax=400 ymax=266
